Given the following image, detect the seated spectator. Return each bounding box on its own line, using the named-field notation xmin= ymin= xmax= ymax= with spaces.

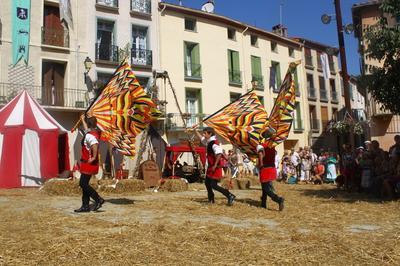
xmin=312 ymin=160 xmax=325 ymax=185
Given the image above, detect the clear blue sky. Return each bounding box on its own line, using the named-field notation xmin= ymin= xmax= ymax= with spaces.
xmin=166 ymin=0 xmax=361 ymax=76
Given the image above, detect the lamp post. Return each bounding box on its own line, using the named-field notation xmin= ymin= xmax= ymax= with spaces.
xmin=84 ymin=56 xmax=93 ymax=76
xmin=251 ymin=78 xmax=258 ymax=91
xmin=322 ymin=0 xmax=354 ymax=147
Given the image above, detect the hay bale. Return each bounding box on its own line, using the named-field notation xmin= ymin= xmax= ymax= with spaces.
xmin=160 ymin=179 xmax=188 ymax=192
xmin=41 ymin=179 xmax=81 ymax=196
xmin=221 ymin=178 xmax=239 ymax=190
xmin=237 ymin=178 xmax=251 ymax=190
xmin=101 ymin=179 xmax=145 ymax=194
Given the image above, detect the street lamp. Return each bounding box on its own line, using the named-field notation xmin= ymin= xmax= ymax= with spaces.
xmin=251 ymin=78 xmax=258 ymax=90
xmin=322 ymin=0 xmax=355 ymax=147
xmin=84 ymin=56 xmax=93 ymax=74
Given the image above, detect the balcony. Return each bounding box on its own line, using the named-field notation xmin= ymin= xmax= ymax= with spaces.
xmin=95 ymin=43 xmax=119 ymax=65
xmin=131 ymin=48 xmax=152 ymax=68
xmin=96 ymin=0 xmax=119 ymax=10
xmin=228 ymin=69 xmax=242 ymax=86
xmin=310 ymin=119 xmax=320 ymax=132
xmin=370 ymin=98 xmax=392 ymax=117
xmin=0 ymin=83 xmax=88 ymax=109
xmin=184 ymin=63 xmax=202 ymax=81
xmin=331 ymin=90 xmax=338 ymax=103
xmin=320 ymin=90 xmax=328 ymax=102
xmin=41 ymin=27 xmax=69 ymax=48
xmin=305 ymin=55 xmax=313 ymax=69
xmin=308 ymin=87 xmax=317 ymax=100
xmin=251 ymin=74 xmax=264 ymax=90
xmin=166 ymin=113 xmax=208 ymax=131
xmin=293 ymin=119 xmax=303 ymax=132
xmin=131 ymin=0 xmax=151 ymax=17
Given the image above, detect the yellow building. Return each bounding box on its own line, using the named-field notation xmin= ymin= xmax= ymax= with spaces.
xmin=352 ymin=0 xmax=400 ymax=150
xmin=157 ymin=2 xmax=346 ymax=155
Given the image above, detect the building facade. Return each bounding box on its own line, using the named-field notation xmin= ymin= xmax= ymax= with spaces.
xmin=352 ymin=0 xmax=400 ymax=150
xmin=157 ymin=2 xmax=313 ymax=155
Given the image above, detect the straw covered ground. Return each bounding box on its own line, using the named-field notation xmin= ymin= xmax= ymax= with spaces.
xmin=0 ymin=180 xmax=399 ymax=265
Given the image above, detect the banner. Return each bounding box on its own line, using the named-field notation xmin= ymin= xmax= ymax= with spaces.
xmin=12 ymin=0 xmax=31 ymax=65
xmin=59 ymin=0 xmax=73 ymax=29
xmin=321 ymin=53 xmax=330 ymax=80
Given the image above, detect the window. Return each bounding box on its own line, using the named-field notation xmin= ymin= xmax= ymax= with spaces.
xmin=97 ymin=0 xmax=118 ymax=8
xmin=132 ymin=25 xmax=152 ymax=66
xmin=288 ymin=47 xmax=294 ymax=57
xmin=97 ymin=72 xmax=113 ymax=88
xmin=305 ymin=48 xmax=313 ymax=67
xmin=258 ymin=96 xmax=264 ymax=106
xmin=184 ymin=42 xmax=201 ymax=79
xmin=332 ymin=108 xmax=338 ymax=121
xmin=131 ymin=0 xmax=151 ymax=14
xmin=185 ymin=89 xmax=202 ymax=127
xmin=230 ymin=92 xmax=241 ymax=103
xmin=185 ymin=18 xmax=196 ymax=31
xmin=227 ymin=28 xmax=236 ymax=40
xmin=43 ymin=5 xmax=69 ymax=47
xmin=136 ymin=76 xmax=150 ymax=92
xmin=294 ymin=69 xmax=300 ymax=96
xmin=250 ymin=35 xmax=258 ymax=46
xmin=42 ymin=61 xmax=65 ymax=106
xmin=319 ymin=76 xmax=327 ymax=100
xmin=251 ymin=56 xmax=263 ymax=89
xmin=309 ymin=105 xmax=319 ymax=131
xmin=293 ymin=102 xmax=303 ymax=130
xmin=269 ymin=61 xmax=281 ymax=92
xmin=96 ymin=20 xmax=117 ymax=62
xmin=307 ymin=74 xmax=316 ymax=99
xmin=330 ymin=79 xmax=337 ymax=102
xmin=328 ymin=55 xmax=335 ymax=71
xmin=228 ymin=50 xmax=241 ymax=85
xmin=271 ymin=41 xmax=278 ymax=53
xmin=317 ymin=51 xmax=323 ymax=69
xmin=350 ymin=83 xmax=354 ymax=100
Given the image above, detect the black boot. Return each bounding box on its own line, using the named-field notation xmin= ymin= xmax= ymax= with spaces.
xmin=93 ymin=197 xmax=105 ymax=211
xmin=227 ymin=194 xmax=236 ymax=206
xmin=74 ymin=205 xmax=90 ymax=213
xmin=278 ymin=197 xmax=285 ymax=211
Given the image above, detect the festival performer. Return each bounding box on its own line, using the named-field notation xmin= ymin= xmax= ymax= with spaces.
xmin=74 ymin=114 xmax=105 ymax=213
xmin=257 ymin=130 xmax=285 ymax=211
xmin=194 ymin=127 xmax=236 ymax=205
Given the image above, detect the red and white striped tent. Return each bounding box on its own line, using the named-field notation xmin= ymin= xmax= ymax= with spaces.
xmin=0 ymin=90 xmax=70 ymax=188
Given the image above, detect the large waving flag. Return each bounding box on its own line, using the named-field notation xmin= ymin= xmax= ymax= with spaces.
xmin=88 ymin=60 xmax=161 ymax=156
xmin=261 ymin=62 xmax=298 ymax=147
xmin=203 ymin=92 xmax=268 ymax=156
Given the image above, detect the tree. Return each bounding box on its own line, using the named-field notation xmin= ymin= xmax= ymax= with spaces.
xmin=362 ymin=0 xmax=400 ymax=114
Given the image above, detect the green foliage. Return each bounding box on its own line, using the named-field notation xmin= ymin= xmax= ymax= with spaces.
xmin=362 ymin=0 xmax=400 ymax=114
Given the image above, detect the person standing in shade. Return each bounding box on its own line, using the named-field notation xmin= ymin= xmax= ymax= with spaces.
xmin=74 ymin=114 xmax=105 ymax=213
xmin=194 ymin=127 xmax=236 ymax=205
xmin=257 ymin=131 xmax=285 ymax=211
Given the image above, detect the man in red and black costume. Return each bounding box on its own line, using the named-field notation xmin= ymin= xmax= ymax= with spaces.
xmin=195 ymin=127 xmax=236 ymax=205
xmin=74 ymin=114 xmax=105 ymax=213
xmin=257 ymin=130 xmax=285 ymax=211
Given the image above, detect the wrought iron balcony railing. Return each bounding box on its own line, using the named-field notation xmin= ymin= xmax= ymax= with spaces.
xmin=166 ymin=113 xmax=209 ymax=130
xmin=308 ymin=87 xmax=317 ymax=99
xmin=131 ymin=0 xmax=151 ymax=14
xmin=310 ymin=119 xmax=320 ymax=131
xmin=41 ymin=27 xmax=69 ymax=47
xmin=95 ymin=43 xmax=119 ymax=63
xmin=305 ymin=55 xmax=313 ymax=67
xmin=96 ymin=0 xmax=118 ymax=8
xmin=0 ymin=83 xmax=88 ymax=109
xmin=251 ymin=74 xmax=264 ymax=90
xmin=131 ymin=48 xmax=152 ymax=66
xmin=184 ymin=62 xmax=202 ymax=80
xmin=331 ymin=90 xmax=338 ymax=103
xmin=228 ymin=69 xmax=242 ymax=85
xmin=320 ymin=90 xmax=328 ymax=101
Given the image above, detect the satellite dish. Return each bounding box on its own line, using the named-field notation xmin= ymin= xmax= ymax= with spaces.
xmin=321 ymin=14 xmax=331 ymax=25
xmin=201 ymin=1 xmax=214 ymax=13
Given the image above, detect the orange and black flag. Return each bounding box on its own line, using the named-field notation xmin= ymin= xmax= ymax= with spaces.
xmin=87 ymin=59 xmax=161 ymax=157
xmin=203 ymin=92 xmax=268 ymax=157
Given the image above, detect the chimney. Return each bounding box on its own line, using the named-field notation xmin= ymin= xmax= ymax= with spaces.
xmin=272 ymin=24 xmax=288 ymax=37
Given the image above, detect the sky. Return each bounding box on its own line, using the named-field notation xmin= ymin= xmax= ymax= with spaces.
xmin=165 ymin=0 xmax=362 ymax=76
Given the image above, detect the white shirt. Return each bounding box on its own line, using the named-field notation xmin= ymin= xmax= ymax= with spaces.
xmin=84 ymin=132 xmax=99 ymax=151
xmin=256 ymin=144 xmax=264 ymax=153
xmin=291 ymin=151 xmax=300 ymax=166
xmin=201 ymin=135 xmax=222 ymax=155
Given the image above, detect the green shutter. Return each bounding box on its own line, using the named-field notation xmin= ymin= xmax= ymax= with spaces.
xmin=232 ymin=51 xmax=240 ymax=71
xmin=191 ymin=44 xmax=200 ymax=77
xmin=228 ymin=50 xmax=232 ymax=70
xmin=294 ymin=69 xmax=299 ymax=95
xmin=276 ymin=62 xmax=281 ymax=87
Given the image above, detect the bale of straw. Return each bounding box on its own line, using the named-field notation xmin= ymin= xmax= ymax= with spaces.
xmin=160 ymin=179 xmax=188 ymax=192
xmin=221 ymin=178 xmax=239 ymax=190
xmin=101 ymin=179 xmax=145 ymax=194
xmin=237 ymin=178 xmax=251 ymax=189
xmin=41 ymin=179 xmax=81 ymax=196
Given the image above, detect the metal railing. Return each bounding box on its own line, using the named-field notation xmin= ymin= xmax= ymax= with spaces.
xmin=166 ymin=113 xmax=209 ymax=130
xmin=305 ymin=55 xmax=313 ymax=67
xmin=96 ymin=0 xmax=118 ymax=8
xmin=0 ymin=82 xmax=88 ymax=109
xmin=95 ymin=43 xmax=119 ymax=63
xmin=251 ymin=74 xmax=264 ymax=90
xmin=329 ymin=61 xmax=335 ymax=72
xmin=131 ymin=48 xmax=152 ymax=66
xmin=41 ymin=27 xmax=69 ymax=47
xmin=308 ymin=87 xmax=317 ymax=99
xmin=331 ymin=90 xmax=338 ymax=102
xmin=320 ymin=89 xmax=328 ymax=101
xmin=310 ymin=119 xmax=320 ymax=131
xmin=131 ymin=0 xmax=151 ymax=14
xmin=293 ymin=119 xmax=303 ymax=131
xmin=184 ymin=62 xmax=202 ymax=79
xmin=228 ymin=69 xmax=242 ymax=85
